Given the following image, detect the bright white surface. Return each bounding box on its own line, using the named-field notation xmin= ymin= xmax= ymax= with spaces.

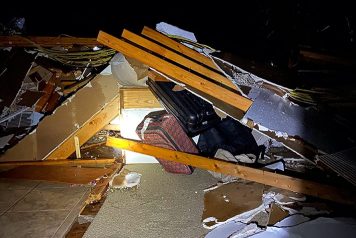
xmin=120 ymin=109 xmax=162 ymax=164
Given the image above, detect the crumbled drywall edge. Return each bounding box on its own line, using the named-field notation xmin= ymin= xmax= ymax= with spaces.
xmin=156 ymin=22 xmax=197 ymax=42
xmin=85 ymin=82 xmax=93 ymax=88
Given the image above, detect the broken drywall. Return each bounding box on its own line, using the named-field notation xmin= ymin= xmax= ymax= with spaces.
xmin=0 ymin=74 xmax=119 ymax=161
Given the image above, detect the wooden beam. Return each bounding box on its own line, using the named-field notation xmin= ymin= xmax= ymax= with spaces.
xmin=106 ymin=137 xmax=356 ymax=205
xmin=45 ymin=95 xmax=120 ymax=160
xmin=141 ymin=26 xmax=219 ymax=71
xmin=122 ymin=30 xmax=237 ymax=90
xmin=0 ymin=36 xmax=101 ymax=47
xmin=97 ymin=31 xmax=252 ymax=112
xmin=0 ymin=159 xmax=115 ymax=167
xmin=120 ymin=87 xmax=162 ymax=109
xmin=147 ymin=70 xmax=170 ymax=82
xmin=86 ymin=162 xmax=123 ymax=204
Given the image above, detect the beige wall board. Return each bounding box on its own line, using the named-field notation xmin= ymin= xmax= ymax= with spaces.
xmin=0 ymin=74 xmax=119 ymax=161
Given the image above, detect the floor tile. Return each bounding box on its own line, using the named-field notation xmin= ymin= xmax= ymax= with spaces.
xmin=10 ymin=186 xmax=88 ymax=212
xmin=0 ymin=179 xmax=39 ymax=191
xmin=0 ymin=210 xmax=68 ymax=238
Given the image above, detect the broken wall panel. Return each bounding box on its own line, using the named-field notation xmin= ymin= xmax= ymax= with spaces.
xmin=0 ymin=74 xmax=119 ymax=161
xmin=0 ymin=49 xmax=35 ymax=115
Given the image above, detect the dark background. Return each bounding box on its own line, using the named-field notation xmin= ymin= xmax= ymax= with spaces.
xmin=1 ymin=0 xmax=356 ymax=88
xmin=2 ymin=1 xmax=355 ymax=57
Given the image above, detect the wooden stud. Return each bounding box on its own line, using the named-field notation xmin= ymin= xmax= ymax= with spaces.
xmin=97 ymin=31 xmax=252 ymax=112
xmin=106 ymin=136 xmax=356 ymax=205
xmin=120 ymin=87 xmax=162 ymax=109
xmin=0 ymin=36 xmax=101 ymax=47
xmin=122 ymin=30 xmax=237 ymax=90
xmin=74 ymin=136 xmax=81 ymax=158
xmin=141 ymin=26 xmax=219 ymax=71
xmin=0 ymin=159 xmax=116 ymax=167
xmin=45 ymin=95 xmax=120 ymax=160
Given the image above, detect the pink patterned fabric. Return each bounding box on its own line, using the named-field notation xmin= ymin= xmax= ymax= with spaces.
xmin=136 ymin=112 xmax=197 ymax=174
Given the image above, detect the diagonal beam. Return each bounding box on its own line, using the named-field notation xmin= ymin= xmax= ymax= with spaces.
xmin=106 ymin=136 xmax=356 ymax=205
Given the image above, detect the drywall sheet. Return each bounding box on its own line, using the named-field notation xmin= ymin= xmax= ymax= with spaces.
xmin=0 ymin=74 xmax=119 ymax=161
xmin=244 ymin=88 xmax=354 ymax=153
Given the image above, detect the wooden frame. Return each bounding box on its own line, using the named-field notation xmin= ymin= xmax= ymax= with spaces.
xmin=122 ymin=30 xmax=237 ymax=90
xmin=106 ymin=136 xmax=356 ymax=204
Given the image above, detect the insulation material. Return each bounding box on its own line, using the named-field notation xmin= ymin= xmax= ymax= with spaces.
xmin=0 ymin=74 xmax=119 ymax=161
xmin=110 ymin=53 xmax=148 ymax=87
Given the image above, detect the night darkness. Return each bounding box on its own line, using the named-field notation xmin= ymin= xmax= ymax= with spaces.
xmin=2 ymin=1 xmax=355 ymax=59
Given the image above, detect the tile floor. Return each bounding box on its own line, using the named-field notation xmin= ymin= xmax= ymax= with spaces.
xmin=0 ymin=178 xmax=90 ymax=238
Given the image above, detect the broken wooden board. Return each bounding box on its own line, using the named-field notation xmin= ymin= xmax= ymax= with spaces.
xmin=0 ymin=36 xmax=101 ymax=47
xmin=0 ymin=165 xmax=112 ymax=184
xmin=0 ymin=158 xmax=115 ymax=167
xmin=122 ymin=29 xmax=237 ymax=90
xmin=86 ymin=162 xmax=123 ymax=204
xmin=106 ymin=136 xmax=356 ymax=205
xmin=97 ymin=31 xmax=252 ymax=113
xmin=141 ymin=26 xmax=219 ymax=71
xmin=120 ymin=87 xmax=162 ymax=109
xmin=0 ymin=74 xmax=120 ymax=162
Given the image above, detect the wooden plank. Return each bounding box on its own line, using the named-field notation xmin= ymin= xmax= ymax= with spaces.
xmin=0 ymin=159 xmax=115 ymax=167
xmin=106 ymin=137 xmax=356 ymax=205
xmin=0 ymin=36 xmax=101 ymax=47
xmin=103 ymin=124 xmax=120 ymax=131
xmin=97 ymin=31 xmax=252 ymax=112
xmin=86 ymin=162 xmax=123 ymax=204
xmin=0 ymin=165 xmax=112 ymax=184
xmin=147 ymin=70 xmax=170 ymax=82
xmin=141 ymin=26 xmax=219 ymax=70
xmin=45 ymin=95 xmax=120 ymax=160
xmin=122 ymin=30 xmax=237 ymax=90
xmin=120 ymin=87 xmax=162 ymax=109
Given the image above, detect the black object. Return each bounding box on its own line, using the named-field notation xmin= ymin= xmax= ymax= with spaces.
xmin=197 ymin=117 xmax=265 ymax=160
xmin=147 ymin=79 xmax=221 ymax=136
